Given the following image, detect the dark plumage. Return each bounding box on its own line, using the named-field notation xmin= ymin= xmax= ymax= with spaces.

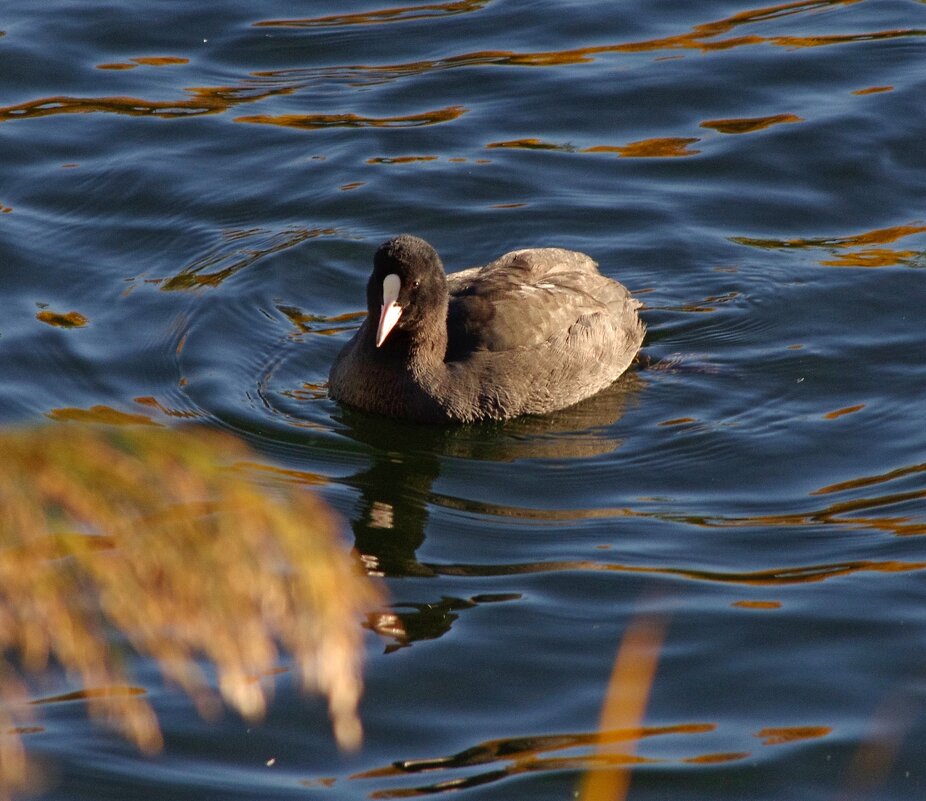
xmin=328 ymin=235 xmax=645 ymax=423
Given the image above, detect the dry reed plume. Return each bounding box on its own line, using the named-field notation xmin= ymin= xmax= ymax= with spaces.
xmin=0 ymin=423 xmax=383 ymax=797
xmin=578 ymin=613 xmax=666 ymax=801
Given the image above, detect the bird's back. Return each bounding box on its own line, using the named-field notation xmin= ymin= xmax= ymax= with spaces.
xmin=445 ymin=248 xmax=641 ymax=360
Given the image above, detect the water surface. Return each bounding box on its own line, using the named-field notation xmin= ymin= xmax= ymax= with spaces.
xmin=2 ymin=1 xmax=926 ymax=798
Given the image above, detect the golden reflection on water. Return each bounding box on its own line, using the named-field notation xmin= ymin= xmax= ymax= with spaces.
xmin=0 ymin=0 xmax=879 ymax=133
xmin=430 ymin=556 xmax=926 ymax=586
xmin=351 ymin=712 xmax=838 ymax=796
xmin=97 ymin=56 xmax=189 ymax=70
xmin=643 ymin=289 xmax=740 ymax=313
xmin=234 ymin=105 xmax=467 ymax=130
xmin=432 ymin=448 xmax=926 ymax=540
xmin=35 ymin=309 xmax=89 ymax=328
xmin=733 ymin=223 xmax=926 ymax=268
xmin=486 ymin=137 xmax=571 ymax=151
xmin=735 ymin=223 xmax=926 ymax=249
xmin=31 ymin=686 xmax=148 ymax=707
xmin=700 ymin=113 xmax=803 ymax=134
xmin=278 ymin=382 xmax=330 ymax=402
xmin=158 ymin=226 xmax=336 ymax=291
xmin=127 ymin=56 xmax=189 ymax=67
xmin=683 ymin=751 xmax=751 ymax=764
xmin=260 ymin=0 xmax=925 ymax=90
xmin=659 ymin=416 xmax=698 ymax=427
xmin=823 ymin=403 xmax=865 ymax=420
xmin=812 ymin=462 xmax=926 ymax=497
xmin=3 ymin=0 xmax=920 ymax=137
xmin=254 ymin=0 xmax=492 ymax=28
xmin=756 ymin=725 xmax=832 ymax=745
xmin=0 ymin=84 xmax=295 ymax=123
xmin=585 ymin=138 xmax=701 ymax=158
xmin=819 ymin=249 xmax=920 ymax=268
xmin=852 ymin=85 xmax=894 ymax=95
xmin=732 ymin=600 xmax=782 ymax=609
xmin=351 ymin=603 xmax=839 ymax=798
xmin=367 ymin=155 xmax=439 ymax=164
xmin=352 ymin=723 xmax=711 ymax=797
xmin=486 ymin=137 xmax=701 ymax=158
xmin=278 ymin=307 xmax=365 ymax=339
xmin=46 ymin=404 xmax=159 ymax=426
xmin=134 ymin=395 xmax=201 ymax=420
xmin=235 ymin=460 xmax=329 ymax=488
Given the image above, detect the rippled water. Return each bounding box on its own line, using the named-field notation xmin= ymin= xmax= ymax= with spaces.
xmin=3 ymin=1 xmax=926 ymax=798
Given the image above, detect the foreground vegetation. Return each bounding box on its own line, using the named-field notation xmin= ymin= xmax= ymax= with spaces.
xmin=0 ymin=423 xmax=382 ymax=797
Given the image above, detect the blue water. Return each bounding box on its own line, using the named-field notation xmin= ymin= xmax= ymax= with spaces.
xmin=2 ymin=1 xmax=926 ymax=798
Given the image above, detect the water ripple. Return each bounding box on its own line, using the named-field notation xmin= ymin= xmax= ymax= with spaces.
xmin=732 ymin=222 xmax=926 ymax=268
xmin=234 ymin=105 xmax=468 ymax=131
xmin=253 ymin=1 xmax=494 ymax=29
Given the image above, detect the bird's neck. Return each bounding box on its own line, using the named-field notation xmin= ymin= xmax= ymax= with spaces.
xmin=412 ymin=296 xmax=452 ymax=374
xmin=374 ymin=300 xmax=448 ymax=369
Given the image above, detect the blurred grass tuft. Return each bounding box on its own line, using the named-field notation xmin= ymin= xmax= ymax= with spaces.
xmin=0 ymin=423 xmax=384 ymax=797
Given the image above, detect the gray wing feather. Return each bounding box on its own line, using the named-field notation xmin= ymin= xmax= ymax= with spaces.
xmin=446 ymin=248 xmax=636 ymax=357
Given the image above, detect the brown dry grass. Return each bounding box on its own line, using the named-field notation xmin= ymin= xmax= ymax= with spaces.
xmin=0 ymin=423 xmax=383 ymax=797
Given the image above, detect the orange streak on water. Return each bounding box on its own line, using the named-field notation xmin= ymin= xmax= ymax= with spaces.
xmin=771 ymin=29 xmax=922 ymax=48
xmin=161 ymin=227 xmax=338 ymax=291
xmin=585 ymin=138 xmax=701 ymax=158
xmin=732 ymin=600 xmax=782 ymax=609
xmin=823 ymin=404 xmax=866 ymax=420
xmin=684 ymin=751 xmax=751 ymax=763
xmin=366 ymin=155 xmax=439 ymax=164
xmin=234 ymin=105 xmax=467 ymax=129
xmin=131 ymin=56 xmax=189 ymax=66
xmin=578 ymin=615 xmax=666 ymax=801
xmin=293 ymin=0 xmax=922 ymax=87
xmin=819 ymin=249 xmax=918 ymax=268
xmin=852 ymin=85 xmax=894 ymax=95
xmin=98 ymin=57 xmax=188 ymax=69
xmin=31 ymin=686 xmax=147 ymax=706
xmin=35 ymin=310 xmax=89 ymax=328
xmin=734 ymin=223 xmax=926 ymax=250
xmin=45 ymin=405 xmax=159 ymax=426
xmin=813 ymin=463 xmax=926 ymax=497
xmin=700 ymin=113 xmax=803 ymax=133
xmin=486 ymin=137 xmax=571 ymax=151
xmin=254 ymin=0 xmax=491 ymax=28
xmin=756 ymin=725 xmax=832 ymax=745
xmin=234 ymin=461 xmax=329 ymax=487
xmin=133 ymin=396 xmax=201 ymax=420
xmin=0 ymin=85 xmax=295 ymax=123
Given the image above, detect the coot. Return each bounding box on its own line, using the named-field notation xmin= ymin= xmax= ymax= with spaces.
xmin=329 ymin=235 xmax=645 ymax=423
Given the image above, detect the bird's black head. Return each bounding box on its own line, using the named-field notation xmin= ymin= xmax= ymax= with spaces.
xmin=366 ymin=235 xmax=448 ymax=348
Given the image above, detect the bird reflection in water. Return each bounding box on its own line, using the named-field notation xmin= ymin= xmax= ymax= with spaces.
xmin=332 ymin=371 xmax=644 ymax=649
